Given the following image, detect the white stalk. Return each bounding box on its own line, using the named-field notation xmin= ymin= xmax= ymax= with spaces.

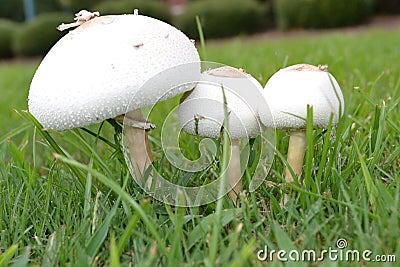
xmin=228 ymin=140 xmax=242 ymax=204
xmin=285 ymin=130 xmax=307 ymax=182
xmin=124 ymin=109 xmax=154 ymax=189
xmin=283 ymin=130 xmax=306 ymax=204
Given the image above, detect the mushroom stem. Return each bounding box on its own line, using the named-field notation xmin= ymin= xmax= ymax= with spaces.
xmin=285 ymin=130 xmax=307 ymax=183
xmin=124 ymin=109 xmax=154 ymax=188
xmin=282 ymin=130 xmax=306 ymax=205
xmin=228 ymin=139 xmax=242 ymax=205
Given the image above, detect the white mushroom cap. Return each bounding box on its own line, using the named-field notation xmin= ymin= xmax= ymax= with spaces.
xmin=28 ymin=14 xmax=200 ymax=131
xmin=260 ymin=64 xmax=344 ymax=129
xmin=178 ymin=66 xmax=264 ymax=139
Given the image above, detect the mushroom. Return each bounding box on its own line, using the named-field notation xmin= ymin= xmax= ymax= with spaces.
xmin=260 ymin=64 xmax=344 ymax=199
xmin=28 ymin=11 xmax=200 ymax=188
xmin=178 ymin=66 xmax=264 ymax=203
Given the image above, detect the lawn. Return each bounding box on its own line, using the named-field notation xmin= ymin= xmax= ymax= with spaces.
xmin=0 ymin=27 xmax=399 ymax=266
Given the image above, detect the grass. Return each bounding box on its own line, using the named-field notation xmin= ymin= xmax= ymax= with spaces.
xmin=0 ymin=61 xmax=38 ymax=133
xmin=1 ymin=27 xmax=399 ymax=266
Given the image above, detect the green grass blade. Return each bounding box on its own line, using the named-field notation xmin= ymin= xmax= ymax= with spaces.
xmin=9 ymin=247 xmax=30 ymax=267
xmin=22 ymin=111 xmax=86 ymax=189
xmin=68 ymin=129 xmax=113 ymax=177
xmin=0 ymin=243 xmax=19 ymax=267
xmin=370 ymin=102 xmax=386 ymax=166
xmin=316 ymin=113 xmax=334 ymax=193
xmin=42 ymin=226 xmax=66 ymax=267
xmin=75 ymin=244 xmax=90 ymax=267
xmin=54 ymin=154 xmax=169 ymax=259
xmin=84 ymin=159 xmax=93 ymax=219
xmin=355 ymin=143 xmax=379 ymax=214
xmin=79 ymin=127 xmax=118 ymax=150
xmin=229 ymin=239 xmax=255 ymax=267
xmin=272 ymin=222 xmax=307 ymax=267
xmin=195 ymin=15 xmax=206 ymax=60
xmin=117 ymin=210 xmax=141 ymax=256
xmin=187 ymin=208 xmax=240 ymax=250
xmin=0 ymin=123 xmax=31 ymax=144
xmin=86 ymin=199 xmax=119 ymax=259
xmin=370 ymin=104 xmax=381 ymax=153
xmin=168 ymin=205 xmax=185 ymax=266
xmin=110 ymin=233 xmax=121 ymax=267
xmin=209 ymin=84 xmax=231 ymax=264
xmin=304 ymin=105 xmax=314 ymax=192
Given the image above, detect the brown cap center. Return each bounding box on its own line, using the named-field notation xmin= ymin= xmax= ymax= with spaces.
xmin=282 ymin=64 xmax=328 ymax=72
xmin=205 ymin=66 xmax=249 ymax=78
xmin=78 ymin=15 xmax=116 ymax=29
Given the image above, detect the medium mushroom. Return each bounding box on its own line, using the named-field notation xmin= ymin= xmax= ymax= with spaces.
xmin=178 ymin=66 xmax=264 ymax=203
xmin=28 ymin=11 xmax=200 ymax=188
xmin=260 ymin=64 xmax=344 ymax=198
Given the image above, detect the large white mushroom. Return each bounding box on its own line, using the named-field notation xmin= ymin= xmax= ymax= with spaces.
xmin=260 ymin=64 xmax=344 ymax=198
xmin=178 ymin=66 xmax=264 ymax=203
xmin=28 ymin=10 xmax=200 ymax=187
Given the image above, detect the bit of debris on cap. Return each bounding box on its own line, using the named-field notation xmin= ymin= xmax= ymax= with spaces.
xmin=133 ymin=42 xmax=144 ymax=49
xmin=318 ymin=64 xmax=328 ymax=71
xmin=57 ymin=10 xmax=100 ymax=31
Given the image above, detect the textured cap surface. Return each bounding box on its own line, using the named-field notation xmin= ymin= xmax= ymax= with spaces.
xmin=260 ymin=64 xmax=344 ymax=129
xmin=28 ymin=14 xmax=200 ymax=131
xmin=178 ymin=66 xmax=264 ymax=139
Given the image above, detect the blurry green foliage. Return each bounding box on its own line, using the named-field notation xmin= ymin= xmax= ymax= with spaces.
xmin=175 ymin=0 xmax=266 ymax=39
xmin=274 ymin=0 xmax=374 ymax=29
xmin=13 ymin=13 xmax=71 ymax=57
xmin=70 ymin=0 xmax=107 ymax=13
xmin=0 ymin=0 xmax=65 ymax=22
xmin=93 ymin=0 xmax=172 ymax=23
xmin=0 ymin=19 xmax=19 ymax=58
xmin=35 ymin=0 xmax=64 ymax=14
xmin=0 ymin=0 xmax=25 ymax=22
xmin=375 ymin=0 xmax=400 ymax=14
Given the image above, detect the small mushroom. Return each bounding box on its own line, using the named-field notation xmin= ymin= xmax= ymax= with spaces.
xmin=28 ymin=12 xmax=200 ymax=188
xmin=178 ymin=66 xmax=264 ymax=204
xmin=260 ymin=64 xmax=344 ymax=201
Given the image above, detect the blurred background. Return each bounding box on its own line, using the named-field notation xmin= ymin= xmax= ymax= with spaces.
xmin=0 ymin=0 xmax=399 ymax=59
